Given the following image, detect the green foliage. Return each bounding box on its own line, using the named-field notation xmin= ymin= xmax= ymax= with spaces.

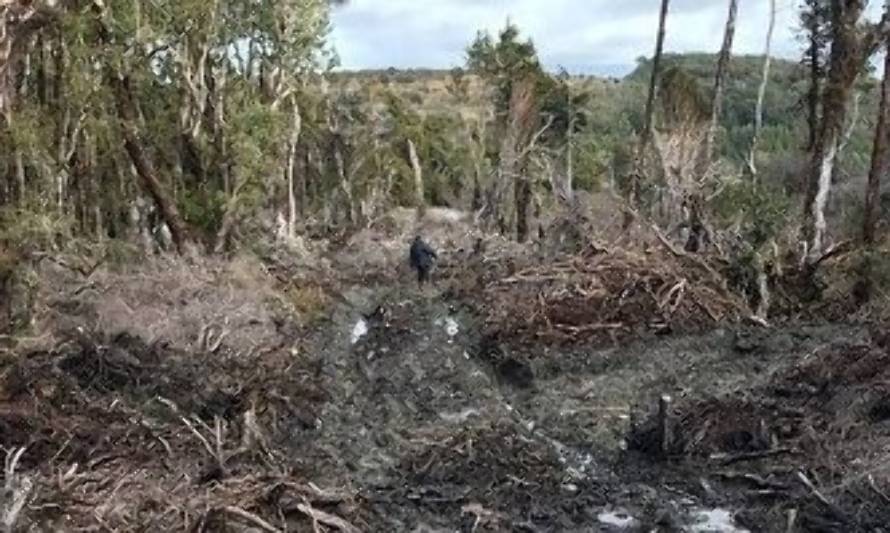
xmin=467 ymin=22 xmax=541 ymax=110
xmin=627 ymin=52 xmax=878 ymax=181
xmin=0 ymin=207 xmax=73 ymax=252
xmin=712 ymin=180 xmax=792 ymax=247
xmin=179 ymin=188 xmax=226 ymax=236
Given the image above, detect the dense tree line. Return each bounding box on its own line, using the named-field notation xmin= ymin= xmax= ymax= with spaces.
xmin=2 ymin=0 xmax=890 ymax=307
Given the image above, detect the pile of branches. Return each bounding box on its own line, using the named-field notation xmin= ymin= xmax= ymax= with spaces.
xmin=0 ymin=330 xmax=364 ymax=531
xmin=470 ymin=235 xmax=748 ymax=343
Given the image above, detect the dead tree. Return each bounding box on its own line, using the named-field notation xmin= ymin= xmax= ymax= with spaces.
xmin=699 ymin=0 xmax=738 ymax=179
xmin=747 ymin=0 xmax=776 ymax=179
xmin=629 ymin=0 xmax=670 ymax=209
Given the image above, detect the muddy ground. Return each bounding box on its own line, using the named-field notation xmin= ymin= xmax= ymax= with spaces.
xmin=2 ymin=232 xmax=890 ymax=531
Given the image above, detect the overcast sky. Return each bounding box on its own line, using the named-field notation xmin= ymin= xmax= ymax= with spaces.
xmin=330 ymin=0 xmax=883 ymax=76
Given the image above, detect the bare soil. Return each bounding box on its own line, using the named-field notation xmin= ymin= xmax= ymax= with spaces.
xmin=2 ymin=229 xmax=889 ymax=532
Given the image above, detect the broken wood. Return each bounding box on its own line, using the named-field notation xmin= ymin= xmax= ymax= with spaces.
xmin=295 ymin=502 xmax=361 ymax=533
xmin=796 ymin=470 xmax=847 ymax=521
xmin=223 ymin=506 xmax=282 ymax=533
xmin=658 ymin=394 xmax=674 ymax=458
xmin=710 ymin=447 xmax=795 ymax=466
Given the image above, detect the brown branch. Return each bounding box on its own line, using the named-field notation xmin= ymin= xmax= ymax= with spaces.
xmin=295 ymin=502 xmax=361 ymax=533
xmin=796 ymin=471 xmax=847 ymax=520
xmin=223 ymin=506 xmax=282 ymax=533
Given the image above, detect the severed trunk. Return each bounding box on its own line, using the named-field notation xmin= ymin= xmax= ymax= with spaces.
xmin=699 ymin=0 xmax=738 ymax=178
xmin=747 ymin=0 xmax=775 ymax=179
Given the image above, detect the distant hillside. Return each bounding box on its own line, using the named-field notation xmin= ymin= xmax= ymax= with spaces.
xmin=328 ymin=53 xmax=879 ymax=193
xmin=627 ymin=53 xmax=878 ymax=171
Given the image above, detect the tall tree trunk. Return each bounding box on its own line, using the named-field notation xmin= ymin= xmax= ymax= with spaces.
xmin=111 ymin=74 xmax=194 ymax=255
xmin=484 ymin=77 xmax=536 ymax=237
xmin=700 ymin=0 xmax=738 ymax=177
xmin=630 ymin=0 xmax=670 ymax=207
xmin=91 ymin=0 xmax=194 ymax=254
xmin=856 ymin=14 xmax=890 ymax=302
xmin=803 ymin=0 xmax=877 ymax=265
xmin=863 ymin=21 xmax=890 ymax=246
xmin=564 ymin=94 xmax=575 ymax=203
xmin=806 ymin=48 xmax=821 ymax=152
xmin=0 ymin=2 xmax=56 ymax=116
xmin=213 ymin=175 xmax=249 ymax=253
xmin=747 ymin=0 xmax=776 ymax=179
xmin=803 ymin=0 xmax=827 ymax=153
xmin=515 ymin=172 xmax=532 ymax=243
xmin=286 ymin=103 xmax=301 ymax=239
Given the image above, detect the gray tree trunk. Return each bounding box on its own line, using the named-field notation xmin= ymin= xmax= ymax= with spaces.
xmin=747 ymin=0 xmax=776 ymax=179
xmin=700 ymin=0 xmax=738 ymax=178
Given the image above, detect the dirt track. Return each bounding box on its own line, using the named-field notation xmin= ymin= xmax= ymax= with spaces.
xmin=4 ymin=251 xmax=889 ymax=532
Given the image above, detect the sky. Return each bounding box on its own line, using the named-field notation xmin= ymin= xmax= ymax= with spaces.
xmin=330 ymin=0 xmax=884 ymax=77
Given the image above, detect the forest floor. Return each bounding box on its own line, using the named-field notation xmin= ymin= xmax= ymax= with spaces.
xmin=2 ymin=210 xmax=890 ymax=532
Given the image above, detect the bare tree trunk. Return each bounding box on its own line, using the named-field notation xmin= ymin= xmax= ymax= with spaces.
xmin=286 ymin=101 xmax=301 ymax=238
xmin=857 ymin=20 xmax=890 ymax=302
xmin=90 ymin=0 xmax=194 ymax=254
xmin=515 ymin=171 xmax=532 ymax=243
xmin=747 ymin=0 xmax=775 ymax=179
xmin=803 ymin=0 xmax=827 ymax=153
xmin=213 ymin=176 xmax=248 ymax=253
xmin=630 ymin=0 xmax=670 ymax=207
xmin=112 ymin=74 xmax=195 ymax=255
xmin=864 ymin=26 xmax=890 ymax=246
xmin=700 ymin=0 xmax=738 ymax=177
xmin=483 ymin=78 xmax=536 ymax=237
xmin=564 ymin=97 xmax=575 ymax=203
xmin=8 ymin=103 xmax=25 ymax=202
xmin=407 ymin=138 xmax=425 ymax=218
xmin=0 ymin=2 xmax=56 ymax=117
xmin=334 ymin=147 xmax=355 ymax=226
xmin=803 ymin=0 xmax=879 ymax=265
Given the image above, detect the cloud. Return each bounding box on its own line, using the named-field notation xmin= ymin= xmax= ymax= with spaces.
xmin=330 ymin=0 xmax=884 ymax=75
